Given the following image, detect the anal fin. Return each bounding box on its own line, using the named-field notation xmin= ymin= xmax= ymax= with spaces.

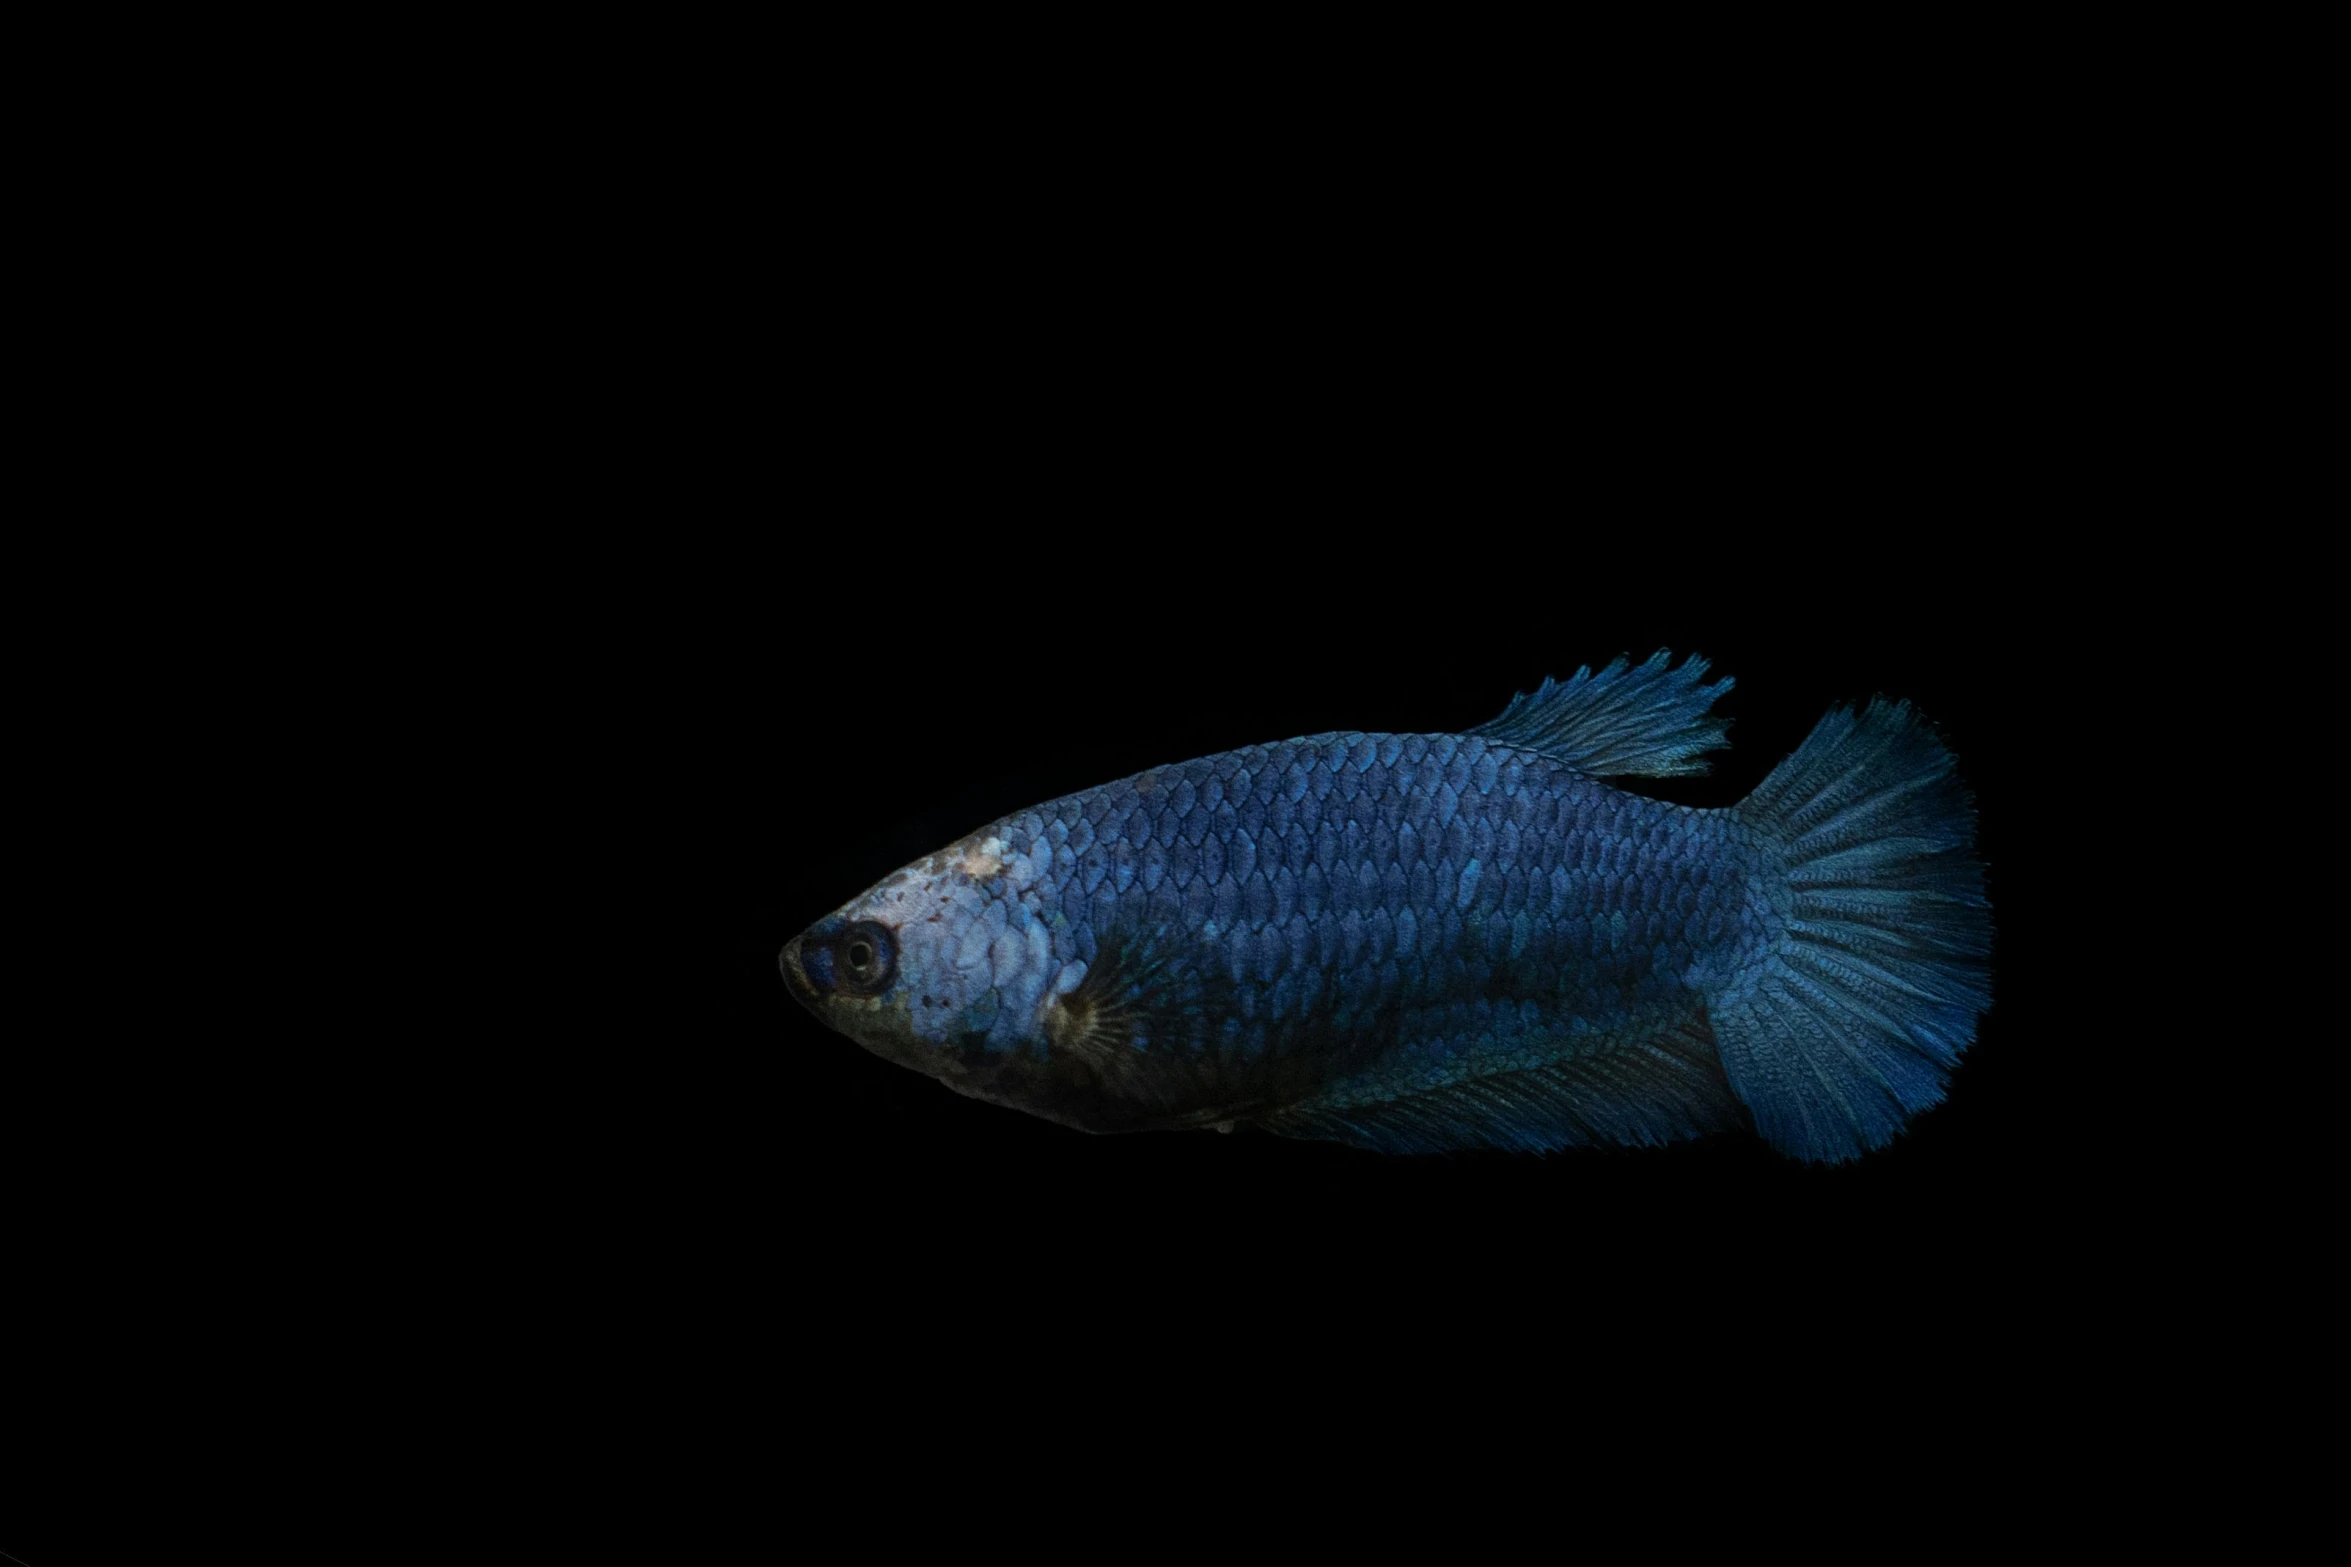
xmin=1257 ymin=1008 xmax=1745 ymax=1155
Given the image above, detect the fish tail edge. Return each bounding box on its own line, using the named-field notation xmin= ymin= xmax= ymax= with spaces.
xmin=1719 ymin=697 xmax=1993 ymax=1162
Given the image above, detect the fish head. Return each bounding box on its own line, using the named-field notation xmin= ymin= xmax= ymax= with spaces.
xmin=778 ymin=909 xmax=919 ymax=1068
xmin=779 ymin=829 xmax=1061 ymax=1083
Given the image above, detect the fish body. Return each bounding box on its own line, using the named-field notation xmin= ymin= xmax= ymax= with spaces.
xmin=781 ymin=653 xmax=1991 ymax=1161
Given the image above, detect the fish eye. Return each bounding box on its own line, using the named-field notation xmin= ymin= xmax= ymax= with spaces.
xmin=835 ymin=920 xmax=896 ymax=996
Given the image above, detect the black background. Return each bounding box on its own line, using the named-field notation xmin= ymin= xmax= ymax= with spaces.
xmin=0 ymin=74 xmax=2184 ymax=1563
xmin=580 ymin=163 xmax=2121 ymax=1390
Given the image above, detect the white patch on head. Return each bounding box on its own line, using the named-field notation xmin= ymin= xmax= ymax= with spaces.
xmin=820 ymin=821 xmax=1070 ymax=1060
xmin=959 ymin=835 xmax=1007 ymax=881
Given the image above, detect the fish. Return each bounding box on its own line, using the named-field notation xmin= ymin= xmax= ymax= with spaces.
xmin=779 ymin=651 xmax=1991 ymax=1161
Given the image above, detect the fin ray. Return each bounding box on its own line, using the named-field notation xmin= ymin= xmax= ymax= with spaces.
xmin=1714 ymin=698 xmax=1993 ymax=1162
xmin=1468 ymin=649 xmax=1732 ymax=778
xmin=1256 ymin=1009 xmax=1744 ymax=1154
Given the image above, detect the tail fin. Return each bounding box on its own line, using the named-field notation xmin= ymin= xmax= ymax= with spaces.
xmin=1716 ymin=698 xmax=1993 ymax=1161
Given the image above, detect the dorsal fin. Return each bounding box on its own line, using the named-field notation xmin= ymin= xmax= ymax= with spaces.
xmin=1469 ymin=649 xmax=1732 ymax=778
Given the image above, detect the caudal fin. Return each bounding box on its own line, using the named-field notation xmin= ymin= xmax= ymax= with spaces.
xmin=1716 ymin=698 xmax=1993 ymax=1161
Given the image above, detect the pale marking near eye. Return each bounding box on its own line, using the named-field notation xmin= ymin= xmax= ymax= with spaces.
xmin=959 ymin=835 xmax=1007 ymax=881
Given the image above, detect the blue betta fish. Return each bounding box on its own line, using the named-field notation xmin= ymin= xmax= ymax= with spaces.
xmin=780 ymin=652 xmax=1991 ymax=1161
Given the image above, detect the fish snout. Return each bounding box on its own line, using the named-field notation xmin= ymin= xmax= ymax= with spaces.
xmin=779 ymin=934 xmax=818 ymax=1011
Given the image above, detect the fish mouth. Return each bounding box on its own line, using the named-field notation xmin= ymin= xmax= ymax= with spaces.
xmin=778 ymin=935 xmax=819 ymax=1012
